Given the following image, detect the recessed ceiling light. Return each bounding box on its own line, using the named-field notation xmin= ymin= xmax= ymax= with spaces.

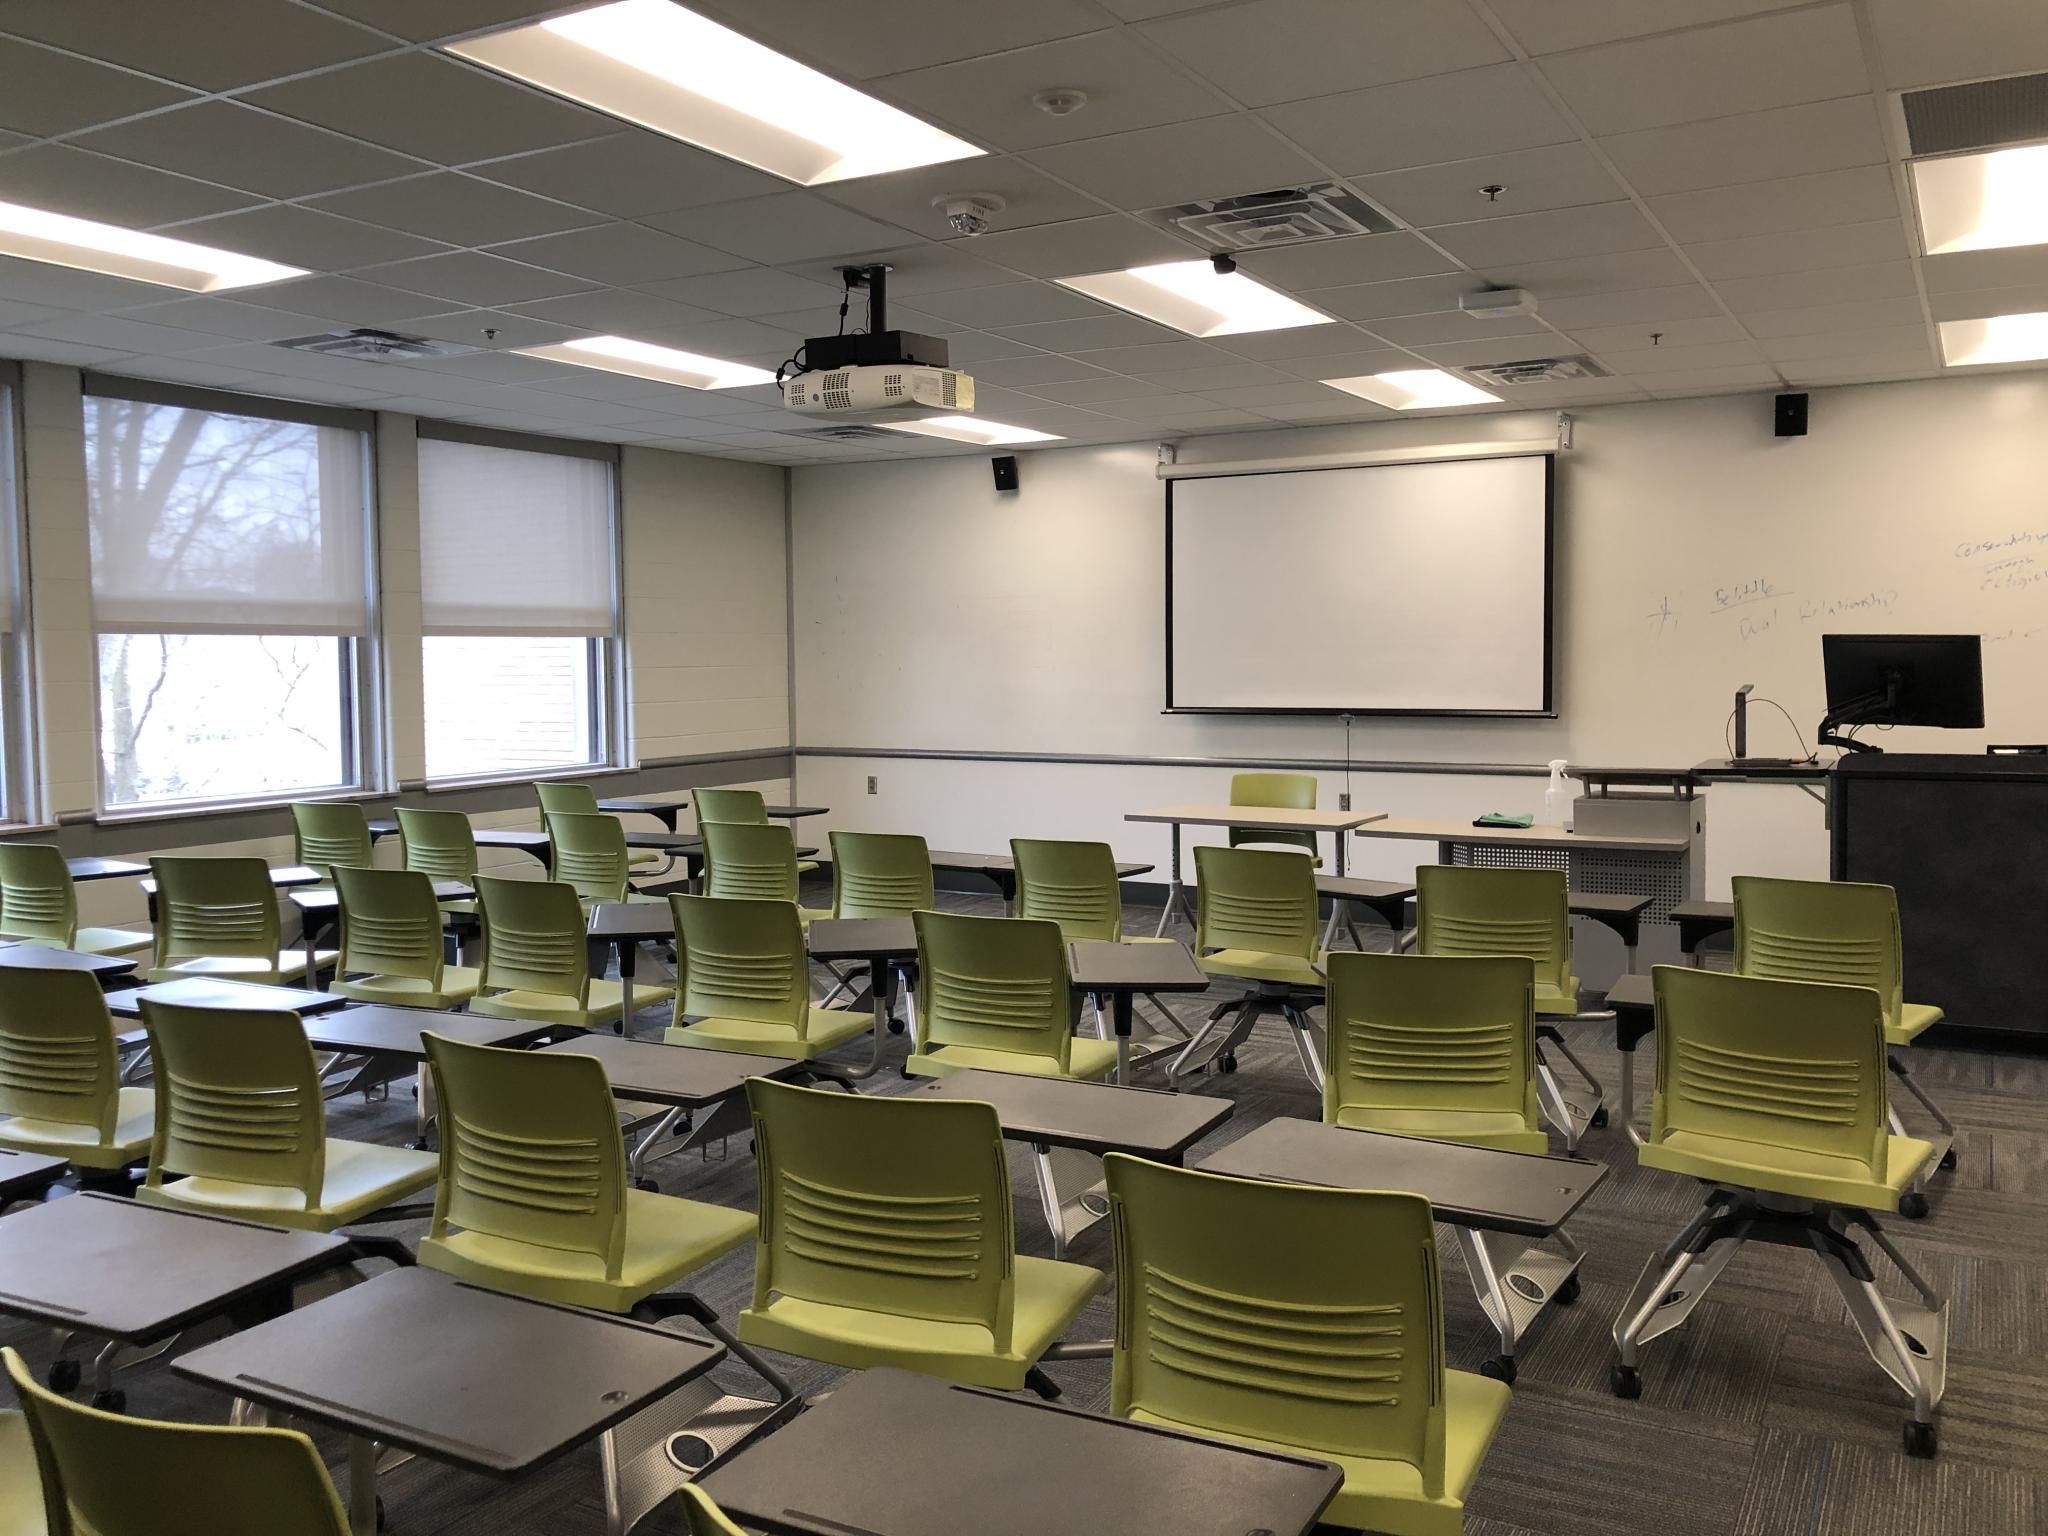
xmin=516 ymin=334 xmax=776 ymax=389
xmin=880 ymin=416 xmax=1061 ymax=446
xmin=0 ymin=197 xmax=304 ymax=292
xmin=1937 ymin=311 xmax=2048 ymax=367
xmin=1321 ymin=369 xmax=1502 ymax=410
xmin=1055 ymin=260 xmax=1335 ymax=337
xmin=1911 ymin=144 xmax=2048 ymax=255
xmin=447 ymin=0 xmax=982 ymax=186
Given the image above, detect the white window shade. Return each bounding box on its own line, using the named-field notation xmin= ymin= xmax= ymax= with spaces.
xmin=418 ymin=438 xmax=617 ymax=636
xmin=84 ymin=396 xmax=369 ymax=636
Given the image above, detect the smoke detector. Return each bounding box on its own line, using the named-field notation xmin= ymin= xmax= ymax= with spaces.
xmin=933 ymin=192 xmax=1006 ymax=237
xmin=1033 ymin=88 xmax=1087 ymax=117
xmin=272 ymin=328 xmax=472 ymax=362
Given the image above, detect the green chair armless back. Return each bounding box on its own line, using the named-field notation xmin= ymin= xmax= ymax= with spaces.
xmin=546 ymin=811 xmax=635 ymax=905
xmin=0 ymin=967 xmax=130 ymax=1155
xmin=3 ymin=1347 xmax=349 ymax=1536
xmin=333 ymin=865 xmax=450 ymax=989
xmin=1010 ymin=837 xmax=1124 ymax=943
xmin=747 ymin=1077 xmax=1018 ymax=1352
xmin=148 ymin=857 xmax=282 ymax=976
xmin=1193 ymin=845 xmax=1319 ymax=963
xmin=1227 ymin=771 xmax=1319 ymax=858
xmin=701 ymin=821 xmax=801 ymax=903
xmin=912 ymin=910 xmax=1077 ymax=1071
xmin=693 ymin=787 xmax=768 ymax=826
xmin=1732 ymin=876 xmax=1909 ymax=1031
xmin=671 ymin=892 xmax=808 ymax=1034
xmin=475 ymin=876 xmax=592 ymax=1006
xmin=678 ymin=1486 xmax=748 ymax=1536
xmin=1414 ymin=865 xmax=1575 ymax=1011
xmin=535 ymin=781 xmax=601 ymax=817
xmin=0 ymin=843 xmax=81 ymax=946
xmin=829 ymin=831 xmax=934 ymax=919
xmin=395 ymin=806 xmax=478 ymax=883
xmin=288 ymin=802 xmax=373 ymax=880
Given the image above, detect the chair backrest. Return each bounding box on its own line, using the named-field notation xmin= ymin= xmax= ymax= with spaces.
xmin=1651 ymin=965 xmax=1890 ymax=1171
xmin=700 ymin=821 xmax=800 ymax=903
xmin=1227 ymin=771 xmax=1318 ymax=856
xmin=1105 ymin=1155 xmax=1449 ymax=1498
xmin=0 ymin=843 xmax=80 ymax=946
xmin=288 ymin=802 xmax=373 ymax=878
xmin=148 ymin=857 xmax=280 ymax=972
xmin=677 ymin=1486 xmax=748 ymax=1536
xmin=535 ymin=781 xmax=601 ymax=817
xmin=829 ymin=831 xmax=934 ymax=919
xmin=475 ymin=876 xmax=592 ymax=1004
xmin=3 ymin=1346 xmax=350 ymax=1536
xmin=1323 ymin=951 xmax=1537 ymax=1128
xmin=692 ymin=786 xmax=768 ymax=826
xmin=1193 ymin=845 xmax=1318 ymax=962
xmin=1010 ymin=837 xmax=1123 ymax=942
xmin=395 ymin=807 xmax=478 ymax=883
xmin=546 ymin=811 xmax=632 ymax=904
xmin=747 ymin=1078 xmax=1017 ymax=1349
xmin=0 ymin=967 xmax=122 ymax=1142
xmin=914 ymin=910 xmax=1075 ymax=1069
xmin=1732 ymin=875 xmax=1908 ymax=1030
xmin=334 ymin=866 xmax=447 ymax=987
xmin=423 ymin=1033 xmax=629 ymax=1281
xmin=139 ymin=1000 xmax=325 ymax=1206
xmin=1414 ymin=865 xmax=1573 ymax=998
xmin=671 ymin=893 xmax=809 ymax=1035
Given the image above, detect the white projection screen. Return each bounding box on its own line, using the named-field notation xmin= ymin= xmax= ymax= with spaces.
xmin=1166 ymin=454 xmax=1553 ymax=714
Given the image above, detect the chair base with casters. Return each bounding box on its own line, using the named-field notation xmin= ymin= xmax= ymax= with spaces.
xmin=1889 ymin=1020 xmax=1958 ymax=1218
xmin=1612 ymin=1187 xmax=1948 ymax=1456
xmin=1533 ymin=1017 xmax=1610 ymax=1152
xmin=1168 ymin=981 xmax=1325 ymax=1090
xmin=1455 ymin=1224 xmax=1586 ymax=1386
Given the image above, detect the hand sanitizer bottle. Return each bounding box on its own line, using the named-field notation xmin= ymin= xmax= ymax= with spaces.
xmin=1545 ymin=759 xmax=1573 ymax=830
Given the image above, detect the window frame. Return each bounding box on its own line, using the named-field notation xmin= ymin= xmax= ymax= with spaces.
xmin=0 ymin=361 xmax=36 ymax=828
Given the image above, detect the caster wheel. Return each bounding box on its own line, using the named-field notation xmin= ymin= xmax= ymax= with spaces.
xmin=1479 ymin=1356 xmax=1517 ymax=1386
xmin=1218 ymin=1052 xmax=1238 ymax=1074
xmin=409 ymin=1085 xmax=418 ymax=1100
xmin=1939 ymin=1147 xmax=1958 ymax=1172
xmin=634 ymin=1178 xmax=658 ymax=1193
xmin=46 ymin=1359 xmax=81 ymax=1393
xmin=1553 ymin=1272 xmax=1582 ymax=1306
xmin=887 ymin=1019 xmax=904 ymax=1035
xmin=89 ymin=1388 xmax=125 ymax=1414
xmin=1900 ymin=1191 xmax=1930 ymax=1220
xmin=1904 ymin=1420 xmax=1938 ymax=1458
xmin=1590 ymin=1105 xmax=1609 ymax=1129
xmin=1609 ymin=1364 xmax=1641 ymax=1400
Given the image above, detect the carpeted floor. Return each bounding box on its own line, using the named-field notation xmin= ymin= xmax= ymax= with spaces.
xmin=5 ymin=881 xmax=2045 ymax=1535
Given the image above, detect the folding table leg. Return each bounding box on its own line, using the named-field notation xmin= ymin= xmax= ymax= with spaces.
xmin=1030 ymin=1143 xmax=1109 ymax=1260
xmin=347 ymin=1437 xmax=379 ymax=1536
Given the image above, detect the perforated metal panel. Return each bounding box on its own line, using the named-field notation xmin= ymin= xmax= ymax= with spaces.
xmin=1450 ymin=845 xmax=1685 ymax=928
xmin=1902 ymin=72 xmax=2048 ymax=157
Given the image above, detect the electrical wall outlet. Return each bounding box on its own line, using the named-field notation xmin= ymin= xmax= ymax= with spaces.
xmin=866 ymin=775 xmax=878 ymax=795
xmin=1338 ymin=791 xmax=1351 ymax=810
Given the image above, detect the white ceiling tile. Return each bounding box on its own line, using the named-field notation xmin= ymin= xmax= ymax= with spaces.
xmin=0 ymin=331 xmax=132 ymax=367
xmin=109 ymin=355 xmax=297 ymax=392
xmin=0 ymin=144 xmax=255 ymax=227
xmin=504 ymin=288 xmax=722 ymax=335
xmin=15 ymin=311 xmax=245 ymax=355
xmin=1308 ymin=273 xmax=1481 ymax=321
xmin=913 ymin=280 xmax=1111 ymax=328
xmin=1865 ymin=0 xmax=2048 ymax=89
xmin=962 ymin=216 xmax=1199 ymax=279
xmin=309 ymin=173 xmax=603 ymax=246
xmin=1249 ymin=395 xmax=1394 ymax=421
xmin=162 ymin=204 xmax=449 ymax=272
xmin=1536 ymin=6 xmax=1868 ymax=136
xmin=73 ymin=102 xmax=426 ymax=200
xmin=1477 ymin=377 xmax=1649 ymax=406
xmin=473 ymin=131 xmax=788 ymax=220
xmin=1069 ymin=340 xmax=1235 ymax=373
xmin=1132 ymin=362 xmax=1296 ymax=391
xmin=933 ymin=329 xmax=1049 ymax=364
xmin=0 ymin=0 xmax=387 ymax=90
xmin=0 ymin=36 xmax=195 ymax=137
xmin=1260 ymin=64 xmax=1574 ymax=175
xmin=1596 ymin=97 xmax=1886 ymax=198
xmin=1139 ymin=0 xmax=1507 ymax=108
xmin=650 ymin=194 xmax=910 ymax=264
xmin=1536 ymin=284 xmax=1725 ymax=329
xmin=1364 ymin=310 xmax=1550 ymax=346
xmin=1487 ymin=0 xmax=1806 ymax=55
xmin=1356 ymin=143 xmax=1628 ymax=229
xmin=1919 ymin=246 xmax=2048 ymax=295
xmin=687 ymin=0 xmax=1107 ymax=78
xmin=1089 ymin=394 xmax=1262 ymax=425
xmin=110 ymin=296 xmax=365 ymax=342
xmin=1685 ymin=219 xmax=1909 ymax=279
xmin=1427 ymin=202 xmax=1662 ymax=267
xmin=638 ymin=316 xmax=806 ymax=359
xmin=398 ymin=310 xmax=585 ymax=350
xmin=1741 ymin=297 xmax=1931 ymax=338
xmin=637 ymin=267 xmax=847 ymax=318
xmin=1024 ymin=116 xmax=1322 ymax=209
xmin=307 ymin=0 xmax=582 ymax=43
xmin=1472 ymin=247 xmax=1694 ymax=295
xmin=965 ymin=353 xmax=1116 ymax=387
xmin=1593 ymin=339 xmax=1768 ymax=374
xmin=352 ymin=250 xmax=596 ymax=307
xmin=1203 ymin=322 xmax=1392 ymax=360
xmin=1566 ymin=315 xmax=1750 ymax=351
xmin=1633 ymin=363 xmax=1782 ymax=393
xmin=1193 ymin=380 xmax=1341 ymax=409
xmin=0 ymin=299 xmax=60 ymax=330
xmin=1649 ymin=165 xmax=1900 ymax=244
xmin=775 ymin=244 xmax=1019 ymax=298
xmin=1760 ymin=324 xmax=1931 ymax=362
xmin=1927 ymin=284 xmax=2048 ymax=323
xmin=1413 ymin=334 xmax=1580 ymax=367
xmin=1781 ymin=349 xmax=1939 ymax=384
xmin=239 ymin=275 xmax=459 ymax=329
xmin=1237 ymin=232 xmax=1455 ymax=291
xmin=1269 ymin=346 xmax=1411 ymax=378
xmin=819 ymin=159 xmax=1107 ymax=242
xmin=1014 ymin=375 xmax=1184 ymax=404
xmin=0 ymin=253 xmax=184 ymax=312
xmin=990 ymin=313 xmax=1178 ymax=351
xmin=1713 ymin=262 xmax=1918 ymax=313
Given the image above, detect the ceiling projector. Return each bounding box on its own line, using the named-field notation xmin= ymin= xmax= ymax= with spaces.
xmin=783 ymin=364 xmax=974 ymax=419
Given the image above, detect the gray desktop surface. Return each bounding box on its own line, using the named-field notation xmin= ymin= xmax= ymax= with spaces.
xmin=912 ymin=1068 xmax=1231 ymax=1161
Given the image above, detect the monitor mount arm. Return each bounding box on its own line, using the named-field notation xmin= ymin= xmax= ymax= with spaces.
xmin=1817 ymin=670 xmax=1903 ymax=754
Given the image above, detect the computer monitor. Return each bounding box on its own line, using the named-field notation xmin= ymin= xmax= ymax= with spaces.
xmin=1819 ymin=633 xmax=1984 ymax=752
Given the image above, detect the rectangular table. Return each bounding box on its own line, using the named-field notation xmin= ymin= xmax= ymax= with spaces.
xmin=1200 ymin=1117 xmax=1607 ymax=1381
xmin=1066 ymin=938 xmax=1208 ymax=1083
xmin=806 ymin=915 xmax=918 ymax=1069
xmin=1605 ymin=971 xmax=1654 ymax=1148
xmin=176 ymin=1266 xmax=727 ymax=1536
xmin=914 ymin=1067 xmax=1232 ymax=1258
xmin=1126 ymin=803 xmax=1387 ymax=935
xmin=929 ymin=849 xmax=1152 ymax=912
xmin=1673 ymin=898 xmax=1735 ymax=960
xmin=597 ymin=794 xmax=691 ymax=830
xmin=105 ymin=976 xmax=349 ymax=1018
xmin=0 ymin=1148 xmax=66 ymax=1208
xmin=65 ymin=857 xmax=149 ymax=883
xmin=0 ymin=943 xmax=138 ymax=985
xmin=699 ymin=1366 xmax=1342 ymax=1536
xmin=587 ymin=899 xmax=675 ymax=1025
xmin=309 ymin=1005 xmax=555 ymax=1140
xmin=1315 ymin=874 xmax=1415 ymax=951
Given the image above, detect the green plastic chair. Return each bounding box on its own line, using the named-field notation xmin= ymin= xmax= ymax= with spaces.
xmin=1172 ymin=845 xmax=1325 ymax=1089
xmin=665 ymin=894 xmax=871 ymax=1062
xmin=394 ymin=806 xmax=478 ymax=916
xmin=1010 ymin=837 xmax=1158 ymax=944
xmin=1228 ymin=771 xmax=1321 ymax=864
xmin=0 ymin=843 xmax=150 ymax=957
xmin=134 ymin=999 xmax=436 ymax=1231
xmin=692 ymin=786 xmax=768 ymax=825
xmin=1105 ymin=1154 xmax=1508 ymax=1535
xmin=547 ymin=811 xmax=663 ymax=906
xmin=829 ymin=831 xmax=934 ymax=918
xmin=288 ymin=801 xmax=373 ymax=883
xmin=741 ymin=1078 xmax=1103 ymax=1392
xmin=907 ymin=911 xmax=1115 ymax=1081
xmin=1614 ymin=966 xmax=1945 ymax=1448
xmin=328 ymin=865 xmax=480 ymax=1010
xmin=538 ymin=782 xmax=660 ymax=868
xmin=3 ymin=1347 xmax=348 ymax=1536
xmin=147 ymin=857 xmax=332 ymax=986
xmin=417 ymin=1033 xmax=755 ymax=1313
xmin=699 ymin=822 xmax=829 ymax=923
xmin=1 ymin=1400 xmax=46 ymax=1536
xmin=1323 ymin=951 xmax=1545 ymax=1153
xmin=469 ymin=876 xmax=657 ymax=1031
xmin=677 ymin=1486 xmax=747 ymax=1536
xmin=0 ymin=967 xmax=153 ymax=1171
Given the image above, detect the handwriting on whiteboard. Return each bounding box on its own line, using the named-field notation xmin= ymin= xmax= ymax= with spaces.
xmin=1798 ymin=589 xmax=1900 ymax=621
xmin=1977 ymin=555 xmax=2048 ymax=594
xmin=1712 ymin=577 xmax=1782 ymax=612
xmin=1955 ymin=530 xmax=2048 ymax=561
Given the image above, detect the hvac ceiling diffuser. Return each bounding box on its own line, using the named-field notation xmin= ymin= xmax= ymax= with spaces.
xmin=1141 ymin=183 xmax=1398 ymax=251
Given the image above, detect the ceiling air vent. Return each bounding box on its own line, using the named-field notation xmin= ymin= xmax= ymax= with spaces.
xmin=272 ymin=328 xmax=474 ymax=362
xmin=1141 ymin=182 xmax=1398 ymax=251
xmin=775 ymin=424 xmax=895 ymax=442
xmin=1901 ymin=71 xmax=2048 ymax=157
xmin=1466 ymin=356 xmax=1612 ymax=388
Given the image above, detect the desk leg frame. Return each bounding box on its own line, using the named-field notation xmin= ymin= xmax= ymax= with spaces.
xmin=1454 ymin=1223 xmax=1585 ymax=1384
xmin=1031 ymin=1142 xmax=1109 ymax=1260
xmin=1152 ymin=822 xmax=1197 ymax=937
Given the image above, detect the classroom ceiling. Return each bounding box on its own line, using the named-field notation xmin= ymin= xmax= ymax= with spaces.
xmin=1 ymin=0 xmax=2045 ymax=465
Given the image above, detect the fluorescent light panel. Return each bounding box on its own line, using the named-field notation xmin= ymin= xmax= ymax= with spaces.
xmin=1056 ymin=261 xmax=1334 ymax=337
xmin=448 ymin=0 xmax=981 ymax=186
xmin=881 ymin=416 xmax=1061 ymax=445
xmin=517 ymin=334 xmax=776 ymax=389
xmin=1321 ymin=369 xmax=1502 ymax=410
xmin=1938 ymin=311 xmax=2048 ymax=366
xmin=0 ymin=197 xmax=304 ymax=293
xmin=1912 ymin=144 xmax=2048 ymax=255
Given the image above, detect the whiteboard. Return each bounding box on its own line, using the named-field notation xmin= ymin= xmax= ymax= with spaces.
xmin=1165 ymin=455 xmax=1552 ymax=714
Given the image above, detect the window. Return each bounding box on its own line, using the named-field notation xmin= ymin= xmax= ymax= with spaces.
xmin=84 ymin=388 xmax=373 ymax=810
xmin=418 ymin=433 xmax=619 ymax=781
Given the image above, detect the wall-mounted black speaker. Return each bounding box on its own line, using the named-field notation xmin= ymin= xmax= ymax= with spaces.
xmin=991 ymin=454 xmax=1020 ymax=492
xmin=1774 ymin=392 xmax=1809 ymax=437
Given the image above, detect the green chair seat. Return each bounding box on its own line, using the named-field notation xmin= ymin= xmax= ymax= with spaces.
xmin=139 ymin=1138 xmax=436 ymax=1232
xmin=422 ymin=1187 xmax=753 ymax=1314
xmin=148 ymin=951 xmax=337 ymax=986
xmin=1644 ymin=1127 xmax=1933 ymax=1211
xmin=0 ymin=1409 xmax=46 ymax=1536
xmin=666 ymin=1005 xmax=870 ymax=1060
xmin=1533 ymin=979 xmax=1580 ymax=1015
xmin=1331 ymin=1104 xmax=1549 ymax=1155
xmin=70 ymin=927 xmax=154 ymax=958
xmin=1198 ymin=948 xmax=1324 ymax=989
xmin=1892 ymin=1002 xmax=1942 ymax=1046
xmin=796 ymin=859 xmax=820 ymax=876
xmin=0 ymin=1086 xmax=154 ymax=1169
xmin=741 ymin=1253 xmax=1101 ymax=1393
xmin=1130 ymin=1370 xmax=1509 ymax=1536
xmin=904 ymin=1037 xmax=1119 ymax=1082
xmin=330 ymin=966 xmax=482 ymax=1010
xmin=471 ymin=976 xmax=666 ymax=1032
